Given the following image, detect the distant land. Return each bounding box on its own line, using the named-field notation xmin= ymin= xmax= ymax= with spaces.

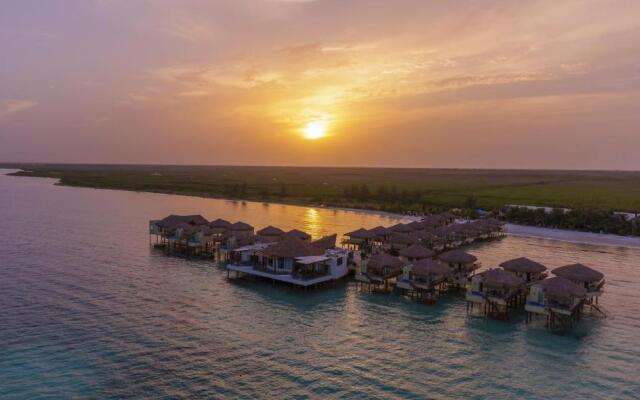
xmin=3 ymin=163 xmax=640 ymax=214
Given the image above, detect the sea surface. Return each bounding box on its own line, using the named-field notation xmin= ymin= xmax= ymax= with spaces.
xmin=1 ymin=170 xmax=639 ymax=399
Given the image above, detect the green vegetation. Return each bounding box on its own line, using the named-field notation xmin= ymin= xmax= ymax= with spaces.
xmin=3 ymin=164 xmax=640 ymax=230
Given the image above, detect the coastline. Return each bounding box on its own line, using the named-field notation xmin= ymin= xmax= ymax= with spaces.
xmin=5 ymin=169 xmax=639 ymax=248
xmin=2 ymin=169 xmax=416 ymax=222
xmin=505 ymin=223 xmax=640 ymax=249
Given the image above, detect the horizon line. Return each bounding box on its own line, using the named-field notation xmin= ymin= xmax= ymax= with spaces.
xmin=1 ymin=161 xmax=640 ymax=173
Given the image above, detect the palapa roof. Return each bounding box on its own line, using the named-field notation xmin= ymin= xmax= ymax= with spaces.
xmin=411 ymin=259 xmax=451 ymax=276
xmin=437 ymin=250 xmax=477 ymax=264
xmin=262 ymin=234 xmax=324 ymax=258
xmin=311 ymin=234 xmax=337 ymax=250
xmin=399 ymin=244 xmax=435 ymax=259
xmin=157 ymin=214 xmax=209 ymax=228
xmin=344 ymin=227 xmax=375 ymax=239
xmin=388 ymin=233 xmax=418 ymax=245
xmin=552 ymin=263 xmax=604 ymax=283
xmin=286 ymin=229 xmax=312 ymax=241
xmin=479 ymin=269 xmax=523 ymax=288
xmin=370 ymin=225 xmax=393 ymax=236
xmin=390 ymin=223 xmax=413 ymax=233
xmin=209 ymin=218 xmax=232 ymax=229
xmin=256 ymin=225 xmax=285 ymax=236
xmin=537 ymin=277 xmax=586 ymax=298
xmin=500 ymin=257 xmax=547 ymax=274
xmin=231 ymin=221 xmax=254 ymax=231
xmin=367 ymin=253 xmax=404 ymax=276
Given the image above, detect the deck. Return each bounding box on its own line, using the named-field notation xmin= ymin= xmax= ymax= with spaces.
xmin=226 ymin=264 xmax=337 ymax=287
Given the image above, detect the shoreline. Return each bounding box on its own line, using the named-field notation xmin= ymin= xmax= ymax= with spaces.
xmin=5 ymin=169 xmax=639 ymax=248
xmin=2 ymin=169 xmax=416 ymax=222
xmin=505 ymin=223 xmax=640 ymax=249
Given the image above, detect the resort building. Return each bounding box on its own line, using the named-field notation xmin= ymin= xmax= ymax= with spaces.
xmin=256 ymin=225 xmax=285 ymax=243
xmin=226 ymin=234 xmax=349 ymax=288
xmin=499 ymin=257 xmax=547 ymax=283
xmin=230 ymin=221 xmax=254 ymax=239
xmin=466 ymin=268 xmax=525 ymax=320
xmin=356 ymin=253 xmax=404 ymax=293
xmin=286 ymin=229 xmax=312 ymax=242
xmin=209 ymin=218 xmax=232 ymax=235
xmin=551 ymin=263 xmax=605 ymax=300
xmin=398 ymin=244 xmax=435 ymax=263
xmin=437 ymin=250 xmax=480 ymax=287
xmin=369 ymin=225 xmax=393 ymax=247
xmin=342 ymin=228 xmax=376 ymax=253
xmin=525 ymin=277 xmax=588 ymax=329
xmin=397 ymin=259 xmax=452 ymax=303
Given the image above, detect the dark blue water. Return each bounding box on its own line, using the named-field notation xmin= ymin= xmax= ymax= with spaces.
xmin=1 ymin=171 xmax=639 ymax=399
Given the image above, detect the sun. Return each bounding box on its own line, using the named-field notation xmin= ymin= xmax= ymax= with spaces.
xmin=302 ymin=120 xmax=328 ymax=140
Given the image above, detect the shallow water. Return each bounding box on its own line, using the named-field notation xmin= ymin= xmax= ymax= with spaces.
xmin=1 ymin=171 xmax=639 ymax=399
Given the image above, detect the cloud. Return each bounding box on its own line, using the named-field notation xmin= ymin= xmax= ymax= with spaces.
xmin=0 ymin=100 xmax=38 ymax=120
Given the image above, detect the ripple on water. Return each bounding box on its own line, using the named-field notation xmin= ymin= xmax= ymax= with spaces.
xmin=1 ymin=172 xmax=640 ymax=399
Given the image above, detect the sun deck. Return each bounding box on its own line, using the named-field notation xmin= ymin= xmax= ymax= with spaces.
xmin=226 ymin=264 xmax=339 ymax=287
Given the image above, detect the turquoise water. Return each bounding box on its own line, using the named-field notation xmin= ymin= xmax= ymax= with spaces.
xmin=1 ymin=171 xmax=639 ymax=399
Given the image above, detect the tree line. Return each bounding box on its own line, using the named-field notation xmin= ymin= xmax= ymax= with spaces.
xmin=502 ymin=206 xmax=639 ymax=236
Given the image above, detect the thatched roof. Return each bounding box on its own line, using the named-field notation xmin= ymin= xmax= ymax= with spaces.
xmin=538 ymin=277 xmax=586 ymax=298
xmin=209 ymin=218 xmax=232 ymax=229
xmin=344 ymin=228 xmax=375 ymax=239
xmin=370 ymin=225 xmax=392 ymax=236
xmin=500 ymin=257 xmax=547 ymax=274
xmin=552 ymin=263 xmax=604 ymax=283
xmin=286 ymin=229 xmax=311 ymax=241
xmin=311 ymin=234 xmax=337 ymax=250
xmin=262 ymin=234 xmax=324 ymax=258
xmin=389 ymin=233 xmax=418 ymax=245
xmin=480 ymin=269 xmax=523 ymax=288
xmin=390 ymin=223 xmax=413 ymax=233
xmin=399 ymin=244 xmax=435 ymax=259
xmin=231 ymin=221 xmax=254 ymax=231
xmin=367 ymin=253 xmax=404 ymax=276
xmin=157 ymin=214 xmax=209 ymax=228
xmin=256 ymin=225 xmax=284 ymax=236
xmin=411 ymin=259 xmax=451 ymax=276
xmin=437 ymin=250 xmax=477 ymax=264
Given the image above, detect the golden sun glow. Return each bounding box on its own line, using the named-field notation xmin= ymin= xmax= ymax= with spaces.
xmin=302 ymin=120 xmax=328 ymax=140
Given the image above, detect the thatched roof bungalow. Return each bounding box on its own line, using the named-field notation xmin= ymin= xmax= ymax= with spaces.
xmin=500 ymin=257 xmax=547 ymax=283
xmin=552 ymin=263 xmax=605 ymax=296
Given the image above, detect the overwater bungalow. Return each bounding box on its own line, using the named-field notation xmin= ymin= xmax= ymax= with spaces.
xmin=209 ymin=218 xmax=232 ymax=234
xmin=369 ymin=225 xmax=393 ymax=248
xmin=150 ymin=214 xmax=208 ymax=238
xmin=342 ymin=228 xmax=376 ymax=253
xmin=397 ymin=259 xmax=451 ymax=303
xmin=389 ymin=223 xmax=413 ymax=234
xmin=356 ymin=253 xmax=404 ymax=293
xmin=466 ymin=268 xmax=525 ymax=320
xmin=398 ymin=244 xmax=435 ymax=263
xmin=256 ymin=225 xmax=285 ymax=243
xmin=437 ymin=250 xmax=480 ymax=287
xmin=185 ymin=225 xmax=218 ymax=256
xmin=499 ymin=257 xmax=547 ymax=283
xmin=230 ymin=221 xmax=255 ymax=239
xmin=226 ymin=233 xmax=349 ymax=288
xmin=525 ymin=277 xmax=587 ymax=329
xmin=386 ymin=232 xmax=418 ymax=254
xmin=551 ymin=263 xmax=605 ymax=309
xmin=286 ymin=228 xmax=312 ymax=242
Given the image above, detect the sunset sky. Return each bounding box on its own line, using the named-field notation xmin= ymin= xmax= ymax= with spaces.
xmin=1 ymin=0 xmax=640 ymax=169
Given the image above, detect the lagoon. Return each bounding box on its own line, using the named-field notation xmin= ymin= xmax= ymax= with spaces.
xmin=1 ymin=170 xmax=639 ymax=399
